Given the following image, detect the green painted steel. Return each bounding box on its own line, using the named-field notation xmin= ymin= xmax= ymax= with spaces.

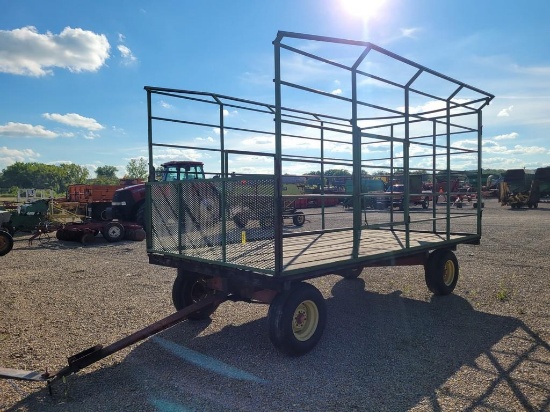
xmin=144 ymin=31 xmax=493 ymax=280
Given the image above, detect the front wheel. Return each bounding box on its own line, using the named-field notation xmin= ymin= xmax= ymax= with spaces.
xmin=424 ymin=249 xmax=459 ymax=295
xmin=102 ymin=221 xmax=125 ymax=242
xmin=172 ymin=270 xmax=218 ymax=320
xmin=0 ymin=230 xmax=14 ymax=256
xmin=268 ymin=282 xmax=327 ymax=356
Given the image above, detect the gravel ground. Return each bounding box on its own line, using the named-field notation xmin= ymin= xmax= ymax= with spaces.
xmin=0 ymin=198 xmax=549 ymax=411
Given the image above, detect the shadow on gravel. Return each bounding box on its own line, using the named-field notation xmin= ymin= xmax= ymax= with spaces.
xmin=7 ymin=279 xmax=550 ymax=411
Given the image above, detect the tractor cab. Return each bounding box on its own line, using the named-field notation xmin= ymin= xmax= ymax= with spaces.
xmin=159 ymin=161 xmax=205 ymax=181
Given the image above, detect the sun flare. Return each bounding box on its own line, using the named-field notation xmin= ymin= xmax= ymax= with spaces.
xmin=340 ymin=0 xmax=387 ymax=21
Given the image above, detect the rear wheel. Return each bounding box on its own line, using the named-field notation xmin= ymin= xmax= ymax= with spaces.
xmin=424 ymin=249 xmax=459 ymax=295
xmin=292 ymin=212 xmax=306 ymax=226
xmin=172 ymin=270 xmax=218 ymax=320
xmin=102 ymin=222 xmax=125 ymax=242
xmin=0 ymin=230 xmax=14 ymax=256
xmin=136 ymin=203 xmax=147 ymax=231
xmin=268 ymin=282 xmax=327 ymax=356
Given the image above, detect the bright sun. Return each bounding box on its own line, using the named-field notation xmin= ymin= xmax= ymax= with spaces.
xmin=340 ymin=0 xmax=387 ymax=21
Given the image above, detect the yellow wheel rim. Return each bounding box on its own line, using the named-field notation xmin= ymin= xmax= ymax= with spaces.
xmin=292 ymin=300 xmax=319 ymax=341
xmin=443 ymin=260 xmax=455 ymax=286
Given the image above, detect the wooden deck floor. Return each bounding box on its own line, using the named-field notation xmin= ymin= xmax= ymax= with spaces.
xmin=281 ymin=229 xmax=463 ymax=271
xmin=150 ymin=227 xmax=472 ymax=274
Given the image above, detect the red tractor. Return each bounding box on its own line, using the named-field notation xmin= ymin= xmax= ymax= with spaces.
xmin=108 ymin=161 xmax=206 ymax=227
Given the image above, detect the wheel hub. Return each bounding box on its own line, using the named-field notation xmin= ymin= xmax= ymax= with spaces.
xmin=292 ymin=300 xmax=319 ymax=342
xmin=443 ymin=260 xmax=455 ymax=286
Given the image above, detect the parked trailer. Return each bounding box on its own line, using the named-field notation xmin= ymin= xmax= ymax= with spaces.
xmin=144 ymin=32 xmax=494 ymax=356
xmin=0 ymin=31 xmax=493 ymax=385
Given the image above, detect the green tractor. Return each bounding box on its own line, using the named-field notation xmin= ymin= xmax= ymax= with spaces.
xmin=0 ymin=198 xmax=51 ymax=235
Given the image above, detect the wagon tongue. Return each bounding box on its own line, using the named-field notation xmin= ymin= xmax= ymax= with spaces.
xmin=0 ymin=294 xmax=226 ymax=383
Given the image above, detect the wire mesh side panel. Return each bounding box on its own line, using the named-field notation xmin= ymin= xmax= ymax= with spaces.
xmin=148 ymin=177 xmax=276 ymax=273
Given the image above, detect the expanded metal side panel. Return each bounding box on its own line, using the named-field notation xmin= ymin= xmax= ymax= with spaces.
xmin=148 ymin=177 xmax=276 ymax=272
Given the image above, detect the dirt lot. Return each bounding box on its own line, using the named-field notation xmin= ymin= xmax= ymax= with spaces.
xmin=1 ymin=198 xmax=549 ymax=411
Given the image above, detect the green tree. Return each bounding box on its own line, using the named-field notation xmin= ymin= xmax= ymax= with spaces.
xmin=125 ymin=158 xmax=148 ymax=179
xmin=94 ymin=165 xmax=119 ymax=185
xmin=0 ymin=162 xmax=91 ymax=193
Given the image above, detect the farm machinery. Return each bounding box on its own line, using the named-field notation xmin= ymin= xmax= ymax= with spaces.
xmin=0 ymin=196 xmax=145 ymax=246
xmin=499 ymin=168 xmax=541 ymax=209
xmin=0 ymin=31 xmax=494 ymax=385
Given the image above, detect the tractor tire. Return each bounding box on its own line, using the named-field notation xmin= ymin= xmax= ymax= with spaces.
xmin=0 ymin=230 xmax=14 ymax=256
xmin=424 ymin=249 xmax=459 ymax=295
xmin=268 ymin=282 xmax=327 ymax=356
xmin=102 ymin=222 xmax=125 ymax=243
xmin=80 ymin=232 xmax=96 ymax=245
xmin=136 ymin=203 xmax=147 ymax=231
xmin=172 ymin=270 xmax=218 ymax=320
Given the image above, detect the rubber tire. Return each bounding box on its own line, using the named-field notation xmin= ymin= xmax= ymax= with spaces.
xmin=102 ymin=221 xmax=125 ymax=242
xmin=292 ymin=212 xmax=306 ymax=227
xmin=422 ymin=198 xmax=429 ymax=209
xmin=135 ymin=203 xmax=147 ymax=232
xmin=268 ymin=282 xmax=327 ymax=356
xmin=0 ymin=230 xmax=14 ymax=256
xmin=424 ymin=249 xmax=459 ymax=295
xmin=172 ymin=270 xmax=218 ymax=320
xmin=80 ymin=232 xmax=96 ymax=245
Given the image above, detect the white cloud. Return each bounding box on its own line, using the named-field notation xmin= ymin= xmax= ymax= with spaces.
xmin=400 ymin=27 xmax=421 ymax=38
xmin=42 ymin=113 xmax=104 ymax=131
xmin=196 ymin=136 xmax=215 ymax=142
xmin=160 ymin=100 xmax=173 ymax=109
xmin=83 ymin=131 xmax=101 ymax=140
xmin=0 ymin=122 xmax=58 ymax=138
xmin=332 ymin=88 xmax=342 ymax=95
xmin=117 ymin=44 xmax=137 ymax=66
xmin=152 ymin=148 xmax=205 ymax=165
xmin=0 ymin=146 xmax=40 ymax=170
xmin=0 ymin=26 xmax=110 ymax=76
xmin=493 ymin=132 xmax=518 ymax=140
xmin=483 ymin=139 xmax=547 ymax=155
xmin=497 ymin=105 xmax=514 ymax=117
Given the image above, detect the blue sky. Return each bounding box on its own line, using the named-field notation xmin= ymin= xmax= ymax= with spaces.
xmin=1 ymin=0 xmax=549 ymax=178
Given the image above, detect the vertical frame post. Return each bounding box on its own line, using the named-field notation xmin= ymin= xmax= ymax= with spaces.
xmin=273 ymin=36 xmax=283 ymax=276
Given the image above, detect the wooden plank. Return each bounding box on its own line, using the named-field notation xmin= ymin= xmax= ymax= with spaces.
xmin=150 ymin=227 xmax=471 ymax=275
